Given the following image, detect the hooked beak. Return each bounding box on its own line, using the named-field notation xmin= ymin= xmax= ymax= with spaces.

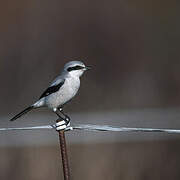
xmin=85 ymin=66 xmax=91 ymax=71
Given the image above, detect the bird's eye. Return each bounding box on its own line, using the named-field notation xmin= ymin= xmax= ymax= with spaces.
xmin=67 ymin=65 xmax=84 ymax=72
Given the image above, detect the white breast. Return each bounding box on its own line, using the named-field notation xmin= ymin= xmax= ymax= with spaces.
xmin=45 ymin=76 xmax=80 ymax=109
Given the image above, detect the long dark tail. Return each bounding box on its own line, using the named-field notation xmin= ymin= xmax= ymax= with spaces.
xmin=10 ymin=106 xmax=34 ymax=121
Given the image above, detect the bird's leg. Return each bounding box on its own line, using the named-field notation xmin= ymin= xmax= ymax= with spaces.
xmin=58 ymin=108 xmax=71 ymax=126
xmin=53 ymin=108 xmax=68 ymax=131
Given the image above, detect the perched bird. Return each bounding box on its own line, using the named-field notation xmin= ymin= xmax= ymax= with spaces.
xmin=10 ymin=61 xmax=91 ymax=130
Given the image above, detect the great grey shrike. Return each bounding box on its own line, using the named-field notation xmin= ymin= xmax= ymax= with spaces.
xmin=10 ymin=61 xmax=91 ymax=131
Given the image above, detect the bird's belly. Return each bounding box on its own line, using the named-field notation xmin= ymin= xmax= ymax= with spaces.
xmin=45 ymin=81 xmax=79 ymax=109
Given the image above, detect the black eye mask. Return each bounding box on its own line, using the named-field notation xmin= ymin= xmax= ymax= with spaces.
xmin=67 ymin=65 xmax=84 ymax=72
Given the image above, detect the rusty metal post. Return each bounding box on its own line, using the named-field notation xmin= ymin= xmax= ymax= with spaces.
xmin=58 ymin=130 xmax=70 ymax=180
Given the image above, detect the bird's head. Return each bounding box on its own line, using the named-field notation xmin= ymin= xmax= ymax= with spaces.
xmin=64 ymin=61 xmax=91 ymax=77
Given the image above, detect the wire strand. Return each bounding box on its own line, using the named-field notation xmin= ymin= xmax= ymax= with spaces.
xmin=0 ymin=125 xmax=54 ymax=131
xmin=1 ymin=124 xmax=180 ymax=134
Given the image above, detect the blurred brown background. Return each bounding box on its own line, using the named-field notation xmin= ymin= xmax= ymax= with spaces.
xmin=1 ymin=0 xmax=180 ymax=179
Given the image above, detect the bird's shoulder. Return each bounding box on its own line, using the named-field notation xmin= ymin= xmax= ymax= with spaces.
xmin=50 ymin=75 xmax=65 ymax=86
xmin=39 ymin=76 xmax=65 ymax=99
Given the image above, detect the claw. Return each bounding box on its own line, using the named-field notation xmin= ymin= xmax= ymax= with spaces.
xmin=65 ymin=115 xmax=70 ymax=123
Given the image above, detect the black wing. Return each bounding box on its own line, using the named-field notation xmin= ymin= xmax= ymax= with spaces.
xmin=39 ymin=79 xmax=65 ymax=99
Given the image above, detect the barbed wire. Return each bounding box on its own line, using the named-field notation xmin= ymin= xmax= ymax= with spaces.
xmin=0 ymin=125 xmax=53 ymax=131
xmin=1 ymin=124 xmax=180 ymax=134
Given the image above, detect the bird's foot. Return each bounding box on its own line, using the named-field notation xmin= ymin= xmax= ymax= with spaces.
xmin=59 ymin=109 xmax=71 ymax=124
xmin=54 ymin=108 xmax=71 ymax=131
xmin=64 ymin=114 xmax=70 ymax=124
xmin=55 ymin=120 xmax=71 ymax=131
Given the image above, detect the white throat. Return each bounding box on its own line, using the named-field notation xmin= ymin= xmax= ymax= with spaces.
xmin=68 ymin=70 xmax=84 ymax=78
